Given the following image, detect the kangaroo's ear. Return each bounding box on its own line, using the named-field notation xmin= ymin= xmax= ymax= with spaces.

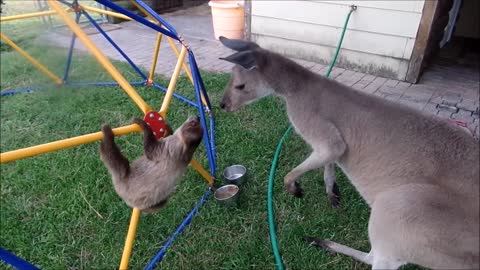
xmin=219 ymin=36 xmax=259 ymax=51
xmin=220 ymin=50 xmax=257 ymax=70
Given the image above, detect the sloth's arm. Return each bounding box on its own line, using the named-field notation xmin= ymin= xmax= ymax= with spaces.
xmin=132 ymin=118 xmax=163 ymax=160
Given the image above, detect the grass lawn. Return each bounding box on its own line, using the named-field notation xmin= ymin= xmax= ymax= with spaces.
xmin=0 ymin=23 xmax=423 ymax=270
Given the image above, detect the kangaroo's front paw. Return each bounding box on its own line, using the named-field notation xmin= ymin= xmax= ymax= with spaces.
xmin=328 ymin=182 xmax=341 ymax=208
xmin=286 ymin=181 xmax=304 ymax=198
xmin=328 ymin=192 xmax=340 ymax=208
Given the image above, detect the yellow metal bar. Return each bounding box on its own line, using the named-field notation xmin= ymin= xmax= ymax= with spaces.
xmin=47 ymin=0 xmax=152 ymax=114
xmin=119 ymin=208 xmax=141 ymax=270
xmin=130 ymin=0 xmax=209 ymax=109
xmin=80 ymin=5 xmax=132 ymax=21
xmin=190 ymin=160 xmax=214 ymax=185
xmin=159 ymin=46 xmax=187 ymax=116
xmin=166 ymin=37 xmax=194 ymax=83
xmin=0 ymin=33 xmax=63 ymax=85
xmin=166 ymin=37 xmax=209 ymax=108
xmin=128 ymin=0 xmax=167 ymax=85
xmin=148 ymin=33 xmax=163 ymax=83
xmin=0 ymin=124 xmax=141 ymax=164
xmin=0 ymin=9 xmax=71 ymax=22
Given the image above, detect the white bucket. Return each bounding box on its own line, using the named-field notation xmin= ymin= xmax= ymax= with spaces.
xmin=209 ymin=0 xmax=245 ymax=40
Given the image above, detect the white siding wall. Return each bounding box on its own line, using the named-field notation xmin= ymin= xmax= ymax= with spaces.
xmin=251 ymin=0 xmax=425 ymax=80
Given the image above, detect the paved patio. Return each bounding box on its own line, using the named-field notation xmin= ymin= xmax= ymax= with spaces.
xmin=43 ymin=3 xmax=479 ymax=138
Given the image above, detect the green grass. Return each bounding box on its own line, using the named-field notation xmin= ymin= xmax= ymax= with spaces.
xmin=0 ymin=38 xmax=424 ymax=269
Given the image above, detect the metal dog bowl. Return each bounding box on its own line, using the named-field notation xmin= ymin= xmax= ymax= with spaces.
xmin=214 ymin=184 xmax=240 ymax=206
xmin=223 ymin=164 xmax=247 ymax=186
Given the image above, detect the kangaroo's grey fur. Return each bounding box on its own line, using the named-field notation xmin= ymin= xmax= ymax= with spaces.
xmin=218 ymin=38 xmax=342 ymax=207
xmin=99 ymin=116 xmax=203 ymax=213
xmin=218 ymin=36 xmax=479 ymax=270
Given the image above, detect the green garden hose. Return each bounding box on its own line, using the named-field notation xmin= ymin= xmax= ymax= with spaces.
xmin=267 ymin=125 xmax=293 ymax=270
xmin=267 ymin=6 xmax=356 ymax=270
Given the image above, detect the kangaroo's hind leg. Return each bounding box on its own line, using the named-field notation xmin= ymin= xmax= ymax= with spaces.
xmin=305 ymin=228 xmax=404 ymax=270
xmin=369 ymin=184 xmax=478 ymax=269
xmin=305 ymin=237 xmax=373 ymax=265
xmin=100 ymin=125 xmax=130 ymax=178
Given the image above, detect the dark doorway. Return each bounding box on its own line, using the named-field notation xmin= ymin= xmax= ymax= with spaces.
xmin=420 ymin=0 xmax=479 ymax=92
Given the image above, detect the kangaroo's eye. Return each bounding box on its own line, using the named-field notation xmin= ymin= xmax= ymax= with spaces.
xmin=235 ymin=84 xmax=245 ymax=90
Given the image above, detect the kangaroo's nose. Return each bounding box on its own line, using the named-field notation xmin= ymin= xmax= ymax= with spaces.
xmin=220 ymin=102 xmax=226 ymax=109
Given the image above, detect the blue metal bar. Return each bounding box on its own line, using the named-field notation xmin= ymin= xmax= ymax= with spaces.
xmin=188 ymin=51 xmax=212 ymax=110
xmin=63 ymin=11 xmax=81 ymax=82
xmin=1 ymin=80 xmax=148 ymax=95
xmin=196 ymin=101 xmax=216 ymax=175
xmin=1 ymin=86 xmax=44 ymax=96
xmin=81 ymin=10 xmax=147 ymax=80
xmin=189 ymin=53 xmax=216 ymax=174
xmin=144 ymin=187 xmax=211 ymax=270
xmin=152 ymin=82 xmax=198 ymax=108
xmin=188 ymin=52 xmax=216 ymax=172
xmin=189 ymin=59 xmax=216 ymax=175
xmin=1 ymin=80 xmax=144 ymax=96
xmin=66 ymin=81 xmax=145 ymax=86
xmin=94 ymin=0 xmax=179 ymax=40
xmin=197 ymin=71 xmax=212 ymax=111
xmin=209 ymin=115 xmax=216 ymax=165
xmin=0 ymin=247 xmax=41 ymax=270
xmin=133 ymin=0 xmax=178 ymax=36
xmin=58 ymin=0 xmax=73 ymax=7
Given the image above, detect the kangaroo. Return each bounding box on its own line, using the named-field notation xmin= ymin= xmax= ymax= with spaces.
xmin=99 ymin=116 xmax=203 ymax=213
xmin=218 ymin=36 xmax=479 ymax=269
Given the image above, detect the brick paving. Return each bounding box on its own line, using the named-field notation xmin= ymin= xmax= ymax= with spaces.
xmin=42 ymin=3 xmax=479 ymax=139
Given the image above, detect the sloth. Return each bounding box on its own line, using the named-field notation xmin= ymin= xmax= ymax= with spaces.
xmin=99 ymin=116 xmax=203 ymax=213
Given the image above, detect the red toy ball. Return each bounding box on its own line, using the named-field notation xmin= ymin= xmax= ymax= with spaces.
xmin=143 ymin=111 xmax=168 ymax=139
